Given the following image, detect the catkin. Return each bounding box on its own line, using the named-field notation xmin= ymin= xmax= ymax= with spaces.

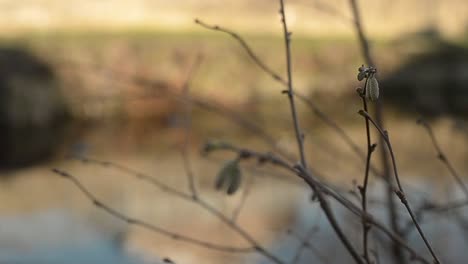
xmin=227 ymin=168 xmax=241 ymax=195
xmin=214 ymin=159 xmax=241 ymax=195
xmin=365 ymin=76 xmax=379 ymax=101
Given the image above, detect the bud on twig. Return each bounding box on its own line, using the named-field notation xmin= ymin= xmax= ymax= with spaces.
xmin=365 ymin=75 xmax=379 ymax=102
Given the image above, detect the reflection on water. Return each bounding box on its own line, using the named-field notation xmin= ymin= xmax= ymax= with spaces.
xmin=269 ymin=180 xmax=468 ymax=264
xmin=0 ymin=209 xmax=149 ymax=264
xmin=1 ymin=158 xmax=468 ymax=264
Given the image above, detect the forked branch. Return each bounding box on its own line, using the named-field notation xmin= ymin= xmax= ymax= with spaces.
xmin=359 ymin=110 xmax=442 ymax=264
xmin=203 ymin=142 xmax=432 ymax=264
xmin=278 ymin=1 xmax=362 ymax=262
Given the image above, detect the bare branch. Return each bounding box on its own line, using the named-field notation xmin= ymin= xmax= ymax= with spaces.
xmin=356 ymin=85 xmax=377 ymax=264
xmin=347 ymin=1 xmax=405 ymax=262
xmin=400 ymin=119 xmax=468 ymax=237
xmin=61 ymin=157 xmax=285 ymax=264
xmin=52 ymin=168 xmax=254 ymax=254
xmin=278 ymin=0 xmax=307 ymax=168
xmin=194 ymin=19 xmax=286 ymax=85
xmin=288 ymin=210 xmax=329 ymax=264
xmin=417 ymin=118 xmax=468 ymax=198
xmin=278 ymin=1 xmax=363 ymax=262
xmin=348 ymin=0 xmax=374 ymax=67
xmin=288 ymin=227 xmax=329 ymax=264
xmin=204 ymin=142 xmax=432 ymax=264
xmin=358 ymin=110 xmax=442 ymax=264
xmin=56 ymin=56 xmax=296 ymax=162
xmin=194 ymin=17 xmax=383 ymax=182
xmin=179 ymin=54 xmax=203 ymax=199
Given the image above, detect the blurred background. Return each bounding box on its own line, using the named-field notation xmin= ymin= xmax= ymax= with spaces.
xmin=0 ymin=0 xmax=467 ymax=263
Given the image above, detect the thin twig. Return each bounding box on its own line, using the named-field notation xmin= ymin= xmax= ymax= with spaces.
xmin=194 ymin=19 xmax=286 ymax=85
xmin=52 ymin=168 xmax=254 ymax=254
xmin=402 ymin=196 xmax=468 ymax=235
xmin=288 ymin=209 xmax=328 ymax=264
xmin=56 ymin=57 xmax=296 ymax=162
xmin=417 ymin=118 xmax=468 ymax=198
xmin=204 ymin=142 xmax=432 ymax=264
xmin=348 ymin=0 xmax=374 ymax=67
xmin=179 ymin=56 xmax=255 ymax=223
xmin=278 ymin=0 xmax=307 ymax=168
xmin=278 ymin=1 xmax=363 ymax=263
xmin=179 ymin=55 xmax=203 ymax=199
xmin=288 ymin=227 xmax=329 ymax=264
xmin=357 ymin=86 xmax=377 ymax=264
xmin=134 ymin=75 xmax=295 ymax=162
xmin=61 ymin=157 xmax=285 ymax=264
xmin=197 ymin=16 xmax=412 ymax=213
xmin=293 ymin=168 xmax=365 ymax=264
xmin=204 ymin=154 xmax=299 ymax=186
xmin=400 ymin=118 xmax=468 ymax=236
xmin=359 ymin=110 xmax=442 ymax=264
xmin=196 ymin=16 xmax=318 ymax=169
xmin=194 ymin=18 xmax=382 ymax=180
xmin=348 ymin=1 xmax=405 ymax=262
xmin=295 ymin=93 xmax=367 ymax=161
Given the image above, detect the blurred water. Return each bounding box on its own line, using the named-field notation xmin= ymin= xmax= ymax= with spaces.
xmin=0 ymin=209 xmax=149 ymax=264
xmin=261 ymin=180 xmax=468 ymax=264
xmin=1 ymin=168 xmax=468 ymax=264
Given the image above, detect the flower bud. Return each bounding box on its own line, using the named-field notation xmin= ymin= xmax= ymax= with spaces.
xmin=357 ymin=71 xmax=366 ymax=81
xmin=357 ymin=65 xmax=368 ymax=81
